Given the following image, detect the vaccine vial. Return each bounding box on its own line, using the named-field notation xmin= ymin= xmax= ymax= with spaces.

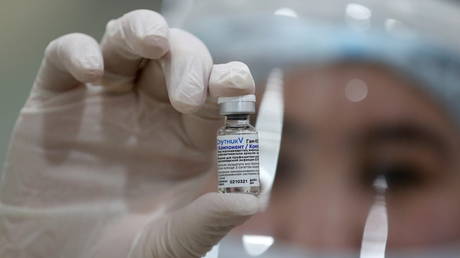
xmin=216 ymin=94 xmax=260 ymax=195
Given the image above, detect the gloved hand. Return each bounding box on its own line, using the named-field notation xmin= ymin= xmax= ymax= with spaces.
xmin=0 ymin=10 xmax=261 ymax=258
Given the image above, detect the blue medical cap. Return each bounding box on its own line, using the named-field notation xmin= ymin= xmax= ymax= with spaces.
xmin=188 ymin=15 xmax=460 ymax=124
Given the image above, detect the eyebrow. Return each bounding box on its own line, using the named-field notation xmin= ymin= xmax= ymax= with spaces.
xmin=282 ymin=118 xmax=452 ymax=157
xmin=358 ymin=122 xmax=452 ymax=159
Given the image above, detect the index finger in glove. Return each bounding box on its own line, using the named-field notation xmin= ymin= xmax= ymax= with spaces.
xmin=138 ymin=28 xmax=255 ymax=114
xmin=176 ymin=60 xmax=257 ymax=151
xmin=128 ymin=193 xmax=260 ymax=258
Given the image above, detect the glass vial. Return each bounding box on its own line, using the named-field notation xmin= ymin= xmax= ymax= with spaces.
xmin=216 ymin=95 xmax=260 ymax=195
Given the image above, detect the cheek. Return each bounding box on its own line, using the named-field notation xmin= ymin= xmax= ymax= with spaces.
xmin=387 ymin=186 xmax=460 ymax=247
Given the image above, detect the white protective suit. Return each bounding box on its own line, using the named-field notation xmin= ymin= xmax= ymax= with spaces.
xmin=0 ymin=10 xmax=262 ymax=258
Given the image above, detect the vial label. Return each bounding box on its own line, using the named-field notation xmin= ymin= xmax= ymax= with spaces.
xmin=217 ymin=133 xmax=260 ymax=188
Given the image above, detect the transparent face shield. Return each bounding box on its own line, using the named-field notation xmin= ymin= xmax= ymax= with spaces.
xmin=165 ymin=0 xmax=460 ymax=257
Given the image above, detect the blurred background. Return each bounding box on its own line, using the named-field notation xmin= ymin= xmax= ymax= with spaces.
xmin=0 ymin=0 xmax=162 ymax=166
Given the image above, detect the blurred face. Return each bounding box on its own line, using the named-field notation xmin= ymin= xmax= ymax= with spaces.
xmin=243 ymin=62 xmax=460 ymax=252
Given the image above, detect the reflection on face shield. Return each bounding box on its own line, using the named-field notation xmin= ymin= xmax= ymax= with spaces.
xmin=208 ymin=61 xmax=460 ymax=258
xmin=175 ymin=0 xmax=460 ymax=256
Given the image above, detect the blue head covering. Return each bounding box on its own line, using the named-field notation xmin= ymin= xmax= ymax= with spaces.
xmin=187 ymin=15 xmax=460 ymax=124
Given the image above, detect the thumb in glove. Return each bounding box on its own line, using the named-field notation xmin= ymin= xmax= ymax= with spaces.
xmin=128 ymin=193 xmax=260 ymax=258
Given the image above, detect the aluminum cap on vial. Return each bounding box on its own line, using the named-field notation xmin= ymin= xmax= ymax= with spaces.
xmin=217 ymin=94 xmax=256 ymax=115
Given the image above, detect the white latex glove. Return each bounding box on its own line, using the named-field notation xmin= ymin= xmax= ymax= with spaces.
xmin=0 ymin=10 xmax=260 ymax=258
